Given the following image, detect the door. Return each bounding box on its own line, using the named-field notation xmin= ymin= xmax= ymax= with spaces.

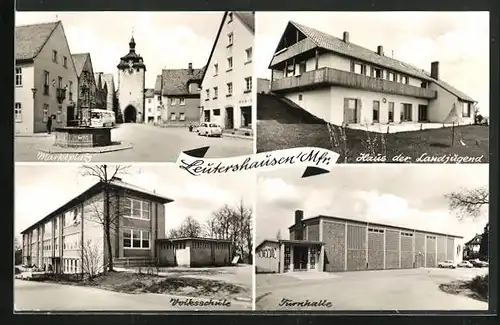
xmin=67 ymin=105 xmax=75 ymax=125
xmin=344 ymin=98 xmax=358 ymax=124
xmin=226 ymin=107 xmax=234 ymax=129
xmin=418 ymin=105 xmax=428 ymax=122
xmin=415 ymin=253 xmax=424 ymax=268
xmin=372 ymin=101 xmax=380 ymax=123
xmin=293 ymin=246 xmax=308 ymax=271
xmin=204 ymin=110 xmax=210 ymax=122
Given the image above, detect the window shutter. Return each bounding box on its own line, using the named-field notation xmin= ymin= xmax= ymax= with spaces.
xmin=357 ymin=98 xmax=362 ymax=123
xmin=350 ymin=61 xmax=355 ymax=72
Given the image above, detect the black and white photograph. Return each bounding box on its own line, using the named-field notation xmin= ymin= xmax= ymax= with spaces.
xmin=14 ymin=11 xmax=254 ymax=163
xmin=255 ymin=12 xmax=489 ymax=163
xmin=255 ymin=164 xmax=489 ymax=310
xmin=14 ymin=164 xmax=254 ymax=311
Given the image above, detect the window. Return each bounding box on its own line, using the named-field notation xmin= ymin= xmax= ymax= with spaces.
xmin=344 ymin=98 xmax=358 ymax=124
xmin=226 ymin=82 xmax=233 ymax=96
xmin=42 ymin=104 xmax=49 ymax=122
xmin=388 ymin=102 xmax=394 ymax=122
xmin=179 ymin=97 xmax=185 ymax=105
xmin=123 ymin=198 xmax=150 ymax=220
xmin=213 ymin=63 xmax=218 ymax=76
xmin=388 ymin=72 xmax=395 ymax=82
xmin=56 ymin=106 xmax=62 ymax=123
xmin=401 ymin=76 xmax=409 ymax=84
xmin=58 ymin=76 xmax=63 ymax=89
xmin=170 ymin=112 xmax=176 ymax=121
xmin=298 ymin=61 xmax=307 ymax=74
xmin=286 ymin=64 xmax=294 ymax=77
xmin=63 ymin=56 xmax=67 ymax=68
xmin=373 ymin=101 xmax=380 ymax=122
xmin=462 ymin=102 xmax=471 ymax=117
xmin=298 ymin=94 xmax=303 ymax=101
xmin=227 ymin=57 xmax=233 ymax=71
xmin=213 ymin=109 xmax=221 ymax=116
xmin=205 ymin=89 xmax=210 ymax=100
xmin=179 ymin=113 xmax=185 ymax=121
xmin=368 ymin=228 xmax=384 ymax=233
xmin=420 ymin=81 xmax=427 ymax=88
xmin=213 ymin=87 xmax=218 ymax=99
xmin=15 ymin=67 xmax=22 ymax=86
xmin=123 ymin=229 xmax=150 ymax=249
xmin=227 ymin=32 xmax=234 ymax=46
xmin=43 ymin=71 xmax=50 ymax=95
xmin=148 ymin=98 xmax=152 ymax=104
xmin=245 ymin=47 xmax=252 ymax=63
xmin=148 ymin=107 xmax=152 ymax=113
xmin=401 ymin=103 xmax=412 ymax=122
xmin=52 ymin=50 xmax=58 ymax=63
xmin=170 ymin=98 xmax=178 ymax=105
xmin=244 ymin=77 xmax=252 ymax=92
xmin=372 ymin=67 xmax=382 ymax=79
xmin=15 ymin=103 xmax=22 ymax=122
xmin=64 ymin=207 xmax=81 ymax=227
xmin=353 ymin=63 xmax=366 ymax=75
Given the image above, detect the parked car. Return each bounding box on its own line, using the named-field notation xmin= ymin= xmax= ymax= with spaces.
xmin=438 ymin=260 xmax=456 ymax=268
xmin=470 ymin=259 xmax=489 ymax=268
xmin=197 ymin=122 xmax=222 ymax=137
xmin=457 ymin=260 xmax=473 ymax=268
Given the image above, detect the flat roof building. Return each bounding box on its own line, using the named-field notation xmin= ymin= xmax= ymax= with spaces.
xmin=256 ymin=210 xmax=464 ymax=273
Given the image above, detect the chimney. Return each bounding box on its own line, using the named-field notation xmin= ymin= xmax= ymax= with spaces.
xmin=343 ymin=31 xmax=349 ymax=43
xmin=431 ymin=61 xmax=439 ymax=80
xmin=295 ymin=210 xmax=304 ymax=226
xmin=377 ymin=45 xmax=384 ymax=56
xmin=188 ymin=62 xmax=193 ymax=74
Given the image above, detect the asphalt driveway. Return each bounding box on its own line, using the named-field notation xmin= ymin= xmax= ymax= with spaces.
xmin=256 ymin=268 xmax=489 ymax=311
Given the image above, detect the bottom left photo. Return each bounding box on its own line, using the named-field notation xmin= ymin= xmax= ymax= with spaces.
xmin=14 ymin=163 xmax=254 ymax=311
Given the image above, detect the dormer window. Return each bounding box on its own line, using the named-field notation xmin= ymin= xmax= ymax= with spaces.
xmin=52 ymin=50 xmax=58 ymax=63
xmin=228 ymin=12 xmax=233 ymax=23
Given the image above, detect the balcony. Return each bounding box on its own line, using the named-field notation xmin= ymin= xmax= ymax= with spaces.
xmin=270 ymin=38 xmax=317 ymax=67
xmin=271 ymin=67 xmax=437 ymax=99
xmin=56 ymin=88 xmax=66 ymax=103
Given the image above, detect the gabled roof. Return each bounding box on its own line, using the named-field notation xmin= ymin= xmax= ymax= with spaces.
xmin=144 ymin=88 xmax=155 ymax=98
xmin=21 ymin=177 xmax=174 ymax=234
xmin=71 ymin=53 xmax=90 ymax=77
xmin=95 ymin=72 xmax=115 ymax=91
xmin=200 ymin=11 xmax=255 ymax=85
xmin=15 ymin=21 xmax=60 ymax=62
xmin=465 ymin=234 xmax=482 ymax=246
xmin=161 ymin=67 xmax=204 ymax=96
xmin=273 ymin=21 xmax=475 ymax=102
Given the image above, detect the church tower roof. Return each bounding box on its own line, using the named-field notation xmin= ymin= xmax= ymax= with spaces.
xmin=117 ymin=33 xmax=146 ymax=71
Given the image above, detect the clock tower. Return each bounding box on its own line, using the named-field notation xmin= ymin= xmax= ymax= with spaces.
xmin=117 ymin=35 xmax=146 ymax=123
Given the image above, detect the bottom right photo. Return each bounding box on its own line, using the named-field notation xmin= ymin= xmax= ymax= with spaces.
xmin=255 ymin=164 xmax=489 ymax=311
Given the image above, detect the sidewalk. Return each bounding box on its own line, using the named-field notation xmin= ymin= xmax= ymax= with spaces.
xmin=15 ymin=132 xmax=53 ymax=138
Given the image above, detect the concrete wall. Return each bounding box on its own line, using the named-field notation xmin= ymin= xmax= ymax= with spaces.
xmin=117 ymin=66 xmax=145 ymax=120
xmin=14 ymin=64 xmax=35 ymax=134
xmin=385 ymin=229 xmax=400 ymax=269
xmin=367 ymin=229 xmax=384 ymax=270
xmin=415 ymin=232 xmax=426 ymax=268
xmin=285 ymin=88 xmax=331 ymax=122
xmin=400 ymin=233 xmax=414 ymax=268
xmin=446 ymin=237 xmax=455 ymax=261
xmin=255 ymin=241 xmax=280 ymax=273
xmin=201 ymin=12 xmax=254 ymax=129
xmin=425 ymin=235 xmax=437 ymax=268
xmin=428 ymin=83 xmax=474 ymax=124
xmin=322 ymin=221 xmax=346 ymax=271
xmin=437 ymin=235 xmax=447 ymax=264
xmin=176 ymin=247 xmax=190 ymax=267
xmin=32 ymin=23 xmax=78 ymax=133
xmin=346 ymin=224 xmax=366 ymax=271
xmin=157 ymin=241 xmax=176 ymax=266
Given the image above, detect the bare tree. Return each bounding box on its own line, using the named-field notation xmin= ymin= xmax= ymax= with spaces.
xmin=14 ymin=235 xmax=22 ymax=251
xmin=81 ymin=164 xmax=130 ymax=272
xmin=445 ymin=187 xmax=489 ymax=220
xmin=80 ymin=239 xmax=103 ymax=279
xmin=168 ymin=216 xmax=203 ymax=238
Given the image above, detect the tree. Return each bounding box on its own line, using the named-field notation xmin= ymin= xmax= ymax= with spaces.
xmin=168 ymin=216 xmax=203 ymax=238
xmin=81 ymin=164 xmax=130 ymax=272
xmin=445 ymin=186 xmax=489 ymax=259
xmin=80 ymin=239 xmax=103 ymax=279
xmin=14 ymin=236 xmax=22 ymax=265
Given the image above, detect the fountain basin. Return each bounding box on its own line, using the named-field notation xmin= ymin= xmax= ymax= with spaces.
xmin=54 ymin=126 xmax=114 ymax=148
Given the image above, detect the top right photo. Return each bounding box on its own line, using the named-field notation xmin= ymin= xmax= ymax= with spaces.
xmin=255 ymin=11 xmax=489 ymax=164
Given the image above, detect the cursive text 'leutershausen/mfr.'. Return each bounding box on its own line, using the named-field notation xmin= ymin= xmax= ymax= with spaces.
xmin=179 ymin=149 xmax=332 ymax=176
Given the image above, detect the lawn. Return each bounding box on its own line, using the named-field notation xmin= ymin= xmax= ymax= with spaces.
xmin=439 ymin=274 xmax=488 ymax=302
xmin=41 ymin=271 xmax=251 ymax=301
xmin=257 ymin=120 xmax=489 ymax=164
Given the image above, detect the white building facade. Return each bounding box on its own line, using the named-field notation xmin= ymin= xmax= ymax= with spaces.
xmin=200 ymin=11 xmax=254 ymax=130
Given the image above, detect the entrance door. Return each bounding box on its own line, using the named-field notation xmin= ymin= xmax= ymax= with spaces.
xmin=414 ymin=253 xmax=424 ymax=268
xmin=124 ymin=105 xmax=137 ymax=123
xmin=67 ymin=105 xmax=75 ymax=125
xmin=240 ymin=106 xmax=252 ymax=128
xmin=293 ymin=246 xmax=308 ymax=271
xmin=344 ymin=98 xmax=358 ymax=124
xmin=225 ymin=107 xmax=234 ymax=129
xmin=204 ymin=110 xmax=210 ymax=122
xmin=418 ymin=105 xmax=428 ymax=122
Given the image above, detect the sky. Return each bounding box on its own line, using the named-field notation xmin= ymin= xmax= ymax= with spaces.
xmin=255 ymin=11 xmax=490 ymax=115
xmin=256 ymin=164 xmax=489 ymax=245
xmin=15 ymin=11 xmax=223 ymax=89
xmin=14 ymin=164 xmax=255 ymax=237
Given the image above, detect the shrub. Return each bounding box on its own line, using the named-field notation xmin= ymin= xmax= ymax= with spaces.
xmin=468 ymin=274 xmax=488 ymax=300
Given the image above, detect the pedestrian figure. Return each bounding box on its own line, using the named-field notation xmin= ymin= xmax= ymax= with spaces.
xmin=46 ymin=115 xmax=53 ymax=134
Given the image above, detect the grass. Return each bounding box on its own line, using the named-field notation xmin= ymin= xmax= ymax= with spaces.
xmin=43 ymin=271 xmax=250 ymax=300
xmin=256 ymin=93 xmax=489 ymax=163
xmin=439 ymin=274 xmax=488 ymax=302
xmin=257 ymin=121 xmax=489 ymax=164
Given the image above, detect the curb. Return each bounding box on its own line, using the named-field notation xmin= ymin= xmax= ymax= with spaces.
xmin=36 ymin=142 xmax=133 ymax=154
xmin=222 ymin=133 xmax=254 ymax=140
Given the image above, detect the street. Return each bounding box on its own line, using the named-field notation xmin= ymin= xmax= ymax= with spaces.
xmin=15 ymin=123 xmax=253 ymax=162
xmin=256 ymin=268 xmax=489 ymax=311
xmin=14 ymin=279 xmax=251 ymax=311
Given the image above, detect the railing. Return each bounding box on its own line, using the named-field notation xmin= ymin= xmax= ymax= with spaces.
xmin=271 ymin=67 xmax=437 ymax=99
xmin=270 ymin=38 xmax=317 ymax=67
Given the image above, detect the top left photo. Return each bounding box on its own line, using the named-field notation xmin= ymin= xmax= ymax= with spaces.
xmin=14 ymin=11 xmax=255 ymax=163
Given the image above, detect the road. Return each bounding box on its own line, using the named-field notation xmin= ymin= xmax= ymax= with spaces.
xmin=256 ymin=268 xmax=489 ymax=311
xmin=15 ymin=123 xmax=253 ymax=162
xmin=14 ymin=279 xmax=251 ymax=311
